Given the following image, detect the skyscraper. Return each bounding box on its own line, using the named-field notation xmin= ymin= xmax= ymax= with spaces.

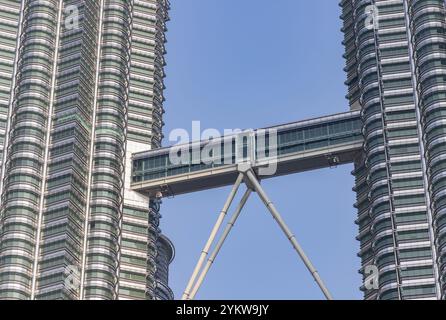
xmin=4 ymin=0 xmax=446 ymax=302
xmin=129 ymin=0 xmax=446 ymax=300
xmin=0 ymin=0 xmax=173 ymax=300
xmin=341 ymin=0 xmax=446 ymax=299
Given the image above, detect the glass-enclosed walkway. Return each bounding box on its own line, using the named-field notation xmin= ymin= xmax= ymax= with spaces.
xmin=131 ymin=111 xmax=363 ymax=197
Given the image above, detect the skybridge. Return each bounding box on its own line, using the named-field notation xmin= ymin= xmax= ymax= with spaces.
xmin=130 ymin=110 xmax=364 ymax=301
xmin=131 ymin=110 xmax=363 ymax=198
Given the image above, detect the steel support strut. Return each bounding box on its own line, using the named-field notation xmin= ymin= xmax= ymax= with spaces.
xmin=182 ymin=165 xmax=333 ymax=300
xmin=189 ymin=188 xmax=253 ymax=299
xmin=244 ymin=169 xmax=333 ymax=300
xmin=181 ymin=173 xmax=244 ymax=300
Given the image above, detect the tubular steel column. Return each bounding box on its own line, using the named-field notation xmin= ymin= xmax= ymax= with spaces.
xmin=244 ymin=169 xmax=333 ymax=300
xmin=182 ymin=173 xmax=245 ymax=300
xmin=189 ymin=188 xmax=253 ymax=299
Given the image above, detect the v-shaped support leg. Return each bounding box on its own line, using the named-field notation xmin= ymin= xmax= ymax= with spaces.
xmin=181 ymin=173 xmax=244 ymax=300
xmin=243 ymin=169 xmax=333 ymax=300
xmin=188 ymin=188 xmax=252 ymax=299
xmin=182 ymin=164 xmax=333 ymax=300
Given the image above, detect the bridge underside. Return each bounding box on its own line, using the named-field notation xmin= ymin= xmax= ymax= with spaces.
xmin=131 ymin=111 xmax=363 ymax=197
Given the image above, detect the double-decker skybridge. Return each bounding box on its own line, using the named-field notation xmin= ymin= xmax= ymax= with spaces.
xmin=131 ymin=111 xmax=362 ymax=197
xmin=130 ymin=110 xmax=364 ymax=300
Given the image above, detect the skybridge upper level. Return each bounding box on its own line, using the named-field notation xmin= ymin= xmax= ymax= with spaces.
xmin=131 ymin=111 xmax=363 ymax=197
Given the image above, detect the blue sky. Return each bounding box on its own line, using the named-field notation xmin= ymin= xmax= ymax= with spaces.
xmin=161 ymin=0 xmax=362 ymax=300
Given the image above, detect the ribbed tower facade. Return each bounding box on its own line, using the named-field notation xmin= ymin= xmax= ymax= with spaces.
xmin=0 ymin=0 xmax=173 ymax=300
xmin=342 ymin=0 xmax=446 ymax=299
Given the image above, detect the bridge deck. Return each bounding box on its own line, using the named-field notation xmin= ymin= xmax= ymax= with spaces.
xmin=131 ymin=111 xmax=363 ymax=197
